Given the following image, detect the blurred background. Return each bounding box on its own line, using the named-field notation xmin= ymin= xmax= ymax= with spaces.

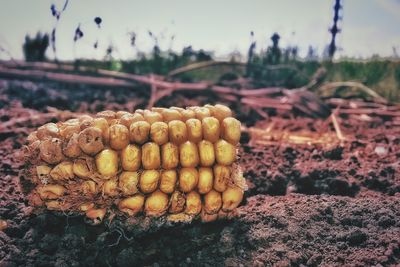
xmin=0 ymin=0 xmax=399 ymax=102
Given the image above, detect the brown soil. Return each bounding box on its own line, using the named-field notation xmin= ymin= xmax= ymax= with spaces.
xmin=0 ymin=79 xmax=399 ymax=266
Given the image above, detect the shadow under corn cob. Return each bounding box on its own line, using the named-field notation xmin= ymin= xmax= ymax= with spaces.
xmin=24 ymin=104 xmax=246 ymax=224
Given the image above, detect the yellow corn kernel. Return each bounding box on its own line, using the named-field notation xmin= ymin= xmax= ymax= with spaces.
xmin=63 ymin=133 xmax=82 ymax=158
xmin=198 ymin=140 xmax=215 ymax=167
xmin=213 ymin=164 xmax=231 ymax=192
xmin=142 ymin=142 xmax=161 ymax=169
xmin=179 ymin=141 xmax=199 ymax=168
xmin=221 ymin=117 xmax=241 ymax=145
xmin=198 ymin=167 xmax=213 ymax=194
xmin=151 ymin=107 xmax=166 ymax=114
xmin=49 ymin=161 xmax=74 ymax=181
xmin=103 ymin=179 xmax=118 ymax=196
xmin=204 ymin=190 xmax=222 ymax=214
xmin=150 ymin=122 xmax=169 ymax=145
xmin=214 ymin=139 xmax=236 ymax=165
xmin=162 ymin=109 xmax=183 ymax=122
xmin=118 ymin=194 xmax=145 ymax=216
xmin=39 ymin=138 xmax=63 ymax=164
xmin=202 ymin=117 xmax=220 ymax=143
xmin=117 ymin=114 xmax=134 ymax=128
xmin=59 ymin=123 xmax=80 ymax=140
xmin=78 ymin=127 xmax=104 ymax=155
xmin=161 ymin=142 xmax=179 ymax=169
xmin=37 ymin=184 xmax=66 ymax=200
xmin=213 ymin=104 xmax=232 ymax=122
xmin=145 ymin=190 xmax=169 ymax=216
xmin=160 ymin=170 xmax=177 ymax=194
xmin=73 ymin=158 xmax=95 ymax=178
xmin=179 ymin=167 xmax=198 ymax=193
xmin=144 ymin=110 xmax=163 ymax=125
xmin=181 ymin=109 xmax=196 ymax=121
xmin=139 ymin=170 xmax=160 ymax=193
xmin=168 ymin=120 xmax=187 ymax=145
xmin=170 ymin=106 xmax=185 ymax=112
xmin=194 ymin=107 xmax=211 ymax=120
xmin=119 ymin=171 xmax=139 ymax=196
xmin=91 ymin=117 xmax=110 ymax=144
xmin=81 ymin=180 xmax=97 ymax=195
xmin=129 ymin=121 xmax=150 ymax=144
xmin=169 ymin=191 xmax=186 ymax=214
xmin=109 ymin=124 xmax=129 ymax=150
xmin=121 ymin=144 xmax=141 ymax=171
xmin=222 ymin=186 xmax=244 ymax=211
xmin=204 ymin=104 xmax=216 ymax=116
xmin=185 ymin=191 xmax=202 ymax=215
xmin=95 ymin=149 xmax=119 ymax=177
xmin=186 ymin=118 xmax=202 ymax=143
xmin=135 ymin=109 xmax=144 ymax=115
xmin=116 ymin=111 xmax=130 ymax=119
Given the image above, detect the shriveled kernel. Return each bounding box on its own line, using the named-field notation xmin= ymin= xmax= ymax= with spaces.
xmin=144 ymin=110 xmax=163 ymax=125
xmin=79 ymin=203 xmax=94 ymax=212
xmin=169 ymin=191 xmax=185 ymax=213
xmin=36 ymin=165 xmax=51 ymax=181
xmin=86 ymin=208 xmax=106 ymax=224
xmin=118 ymin=195 xmax=145 ymax=216
xmin=96 ymin=110 xmax=116 ymax=121
xmin=181 ymin=109 xmax=196 ymax=121
xmin=186 ymin=118 xmax=202 ymax=143
xmin=129 ymin=121 xmax=150 ymax=144
xmin=194 ymin=107 xmax=211 ymax=120
xmin=63 ymin=133 xmax=82 ymax=158
xmin=37 ymin=184 xmax=66 ymax=200
xmin=91 ymin=118 xmax=110 ymax=144
xmin=116 ymin=111 xmax=130 ymax=119
xmin=37 ymin=123 xmax=59 ymax=140
xmin=73 ymin=158 xmax=95 ymax=178
xmin=185 ymin=191 xmax=202 ymax=215
xmin=39 ymin=138 xmax=63 ymax=164
xmin=45 ymin=200 xmax=63 ymax=210
xmin=198 ymin=140 xmax=215 ymax=167
xmin=150 ymin=122 xmax=169 ymax=145
xmin=204 ymin=190 xmax=222 ymax=214
xmin=202 ymin=117 xmax=220 ymax=143
xmin=121 ymin=144 xmax=141 ymax=171
xmin=161 ymin=142 xmax=179 ymax=169
xmin=78 ymin=127 xmax=104 ymax=155
xmin=214 ymin=104 xmax=232 ymax=122
xmin=222 ymin=186 xmax=244 ymax=211
xmin=221 ymin=117 xmax=241 ymax=145
xmin=49 ymin=161 xmax=74 ymax=181
xmin=109 ymin=124 xmax=129 ymax=150
xmin=168 ymin=120 xmax=187 ymax=144
xmin=102 ymin=179 xmax=118 ymax=196
xmin=119 ymin=171 xmax=139 ymax=196
xmin=81 ymin=180 xmax=97 ymax=195
xmin=59 ymin=124 xmax=80 ymax=140
xmin=142 ymin=142 xmax=161 ymax=169
xmin=201 ymin=208 xmax=218 ymax=222
xmin=198 ymin=167 xmax=213 ymax=194
xmin=179 ymin=141 xmax=199 ymax=167
xmin=139 ymin=170 xmax=160 ymax=193
xmin=145 ymin=190 xmax=169 ymax=216
xmin=179 ymin=167 xmax=198 ymax=193
xmin=95 ymin=149 xmax=119 ymax=177
xmin=160 ymin=170 xmax=177 ymax=194
xmin=162 ymin=109 xmax=183 ymax=122
xmin=213 ymin=164 xmax=231 ymax=192
xmin=119 ymin=113 xmax=137 ymax=128
xmin=214 ymin=139 xmax=236 ymax=165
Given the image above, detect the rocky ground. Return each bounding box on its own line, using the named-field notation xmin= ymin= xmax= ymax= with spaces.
xmin=0 ymin=79 xmax=399 ymax=266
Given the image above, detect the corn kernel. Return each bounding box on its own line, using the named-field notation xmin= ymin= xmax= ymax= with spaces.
xmin=204 ymin=190 xmax=222 ymax=214
xmin=198 ymin=167 xmax=213 ymax=194
xmin=179 ymin=167 xmax=198 ymax=192
xmin=213 ymin=164 xmax=231 ymax=192
xmin=129 ymin=121 xmax=150 ymax=144
xmin=185 ymin=191 xmax=201 ymax=215
xmin=145 ymin=190 xmax=169 ymax=216
xmin=121 ymin=144 xmax=141 ymax=171
xmin=186 ymin=118 xmax=202 ymax=143
xmin=139 ymin=170 xmax=160 ymax=193
xmin=78 ymin=127 xmax=104 ymax=155
xmin=50 ymin=161 xmax=74 ymax=181
xmin=198 ymin=140 xmax=215 ymax=167
xmin=118 ymin=194 xmax=145 ymax=216
xmin=221 ymin=117 xmax=241 ymax=145
xmin=202 ymin=117 xmax=220 ymax=143
xmin=96 ymin=149 xmax=119 ymax=177
xmin=214 ymin=139 xmax=236 ymax=165
xmin=222 ymin=186 xmax=244 ymax=211
xmin=168 ymin=120 xmax=187 ymax=144
xmin=160 ymin=170 xmax=177 ymax=194
xmin=161 ymin=142 xmax=179 ymax=169
xmin=169 ymin=191 xmax=185 ymax=214
xmin=162 ymin=109 xmax=183 ymax=122
xmin=142 ymin=142 xmax=161 ymax=169
xmin=150 ymin=122 xmax=169 ymax=145
xmin=179 ymin=141 xmax=199 ymax=167
xmin=119 ymin=171 xmax=139 ymax=196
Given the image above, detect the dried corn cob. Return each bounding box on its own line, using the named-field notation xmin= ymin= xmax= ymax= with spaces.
xmin=24 ymin=104 xmax=246 ymax=224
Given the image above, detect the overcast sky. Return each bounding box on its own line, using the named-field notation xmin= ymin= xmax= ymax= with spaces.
xmin=0 ymin=0 xmax=399 ymax=61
